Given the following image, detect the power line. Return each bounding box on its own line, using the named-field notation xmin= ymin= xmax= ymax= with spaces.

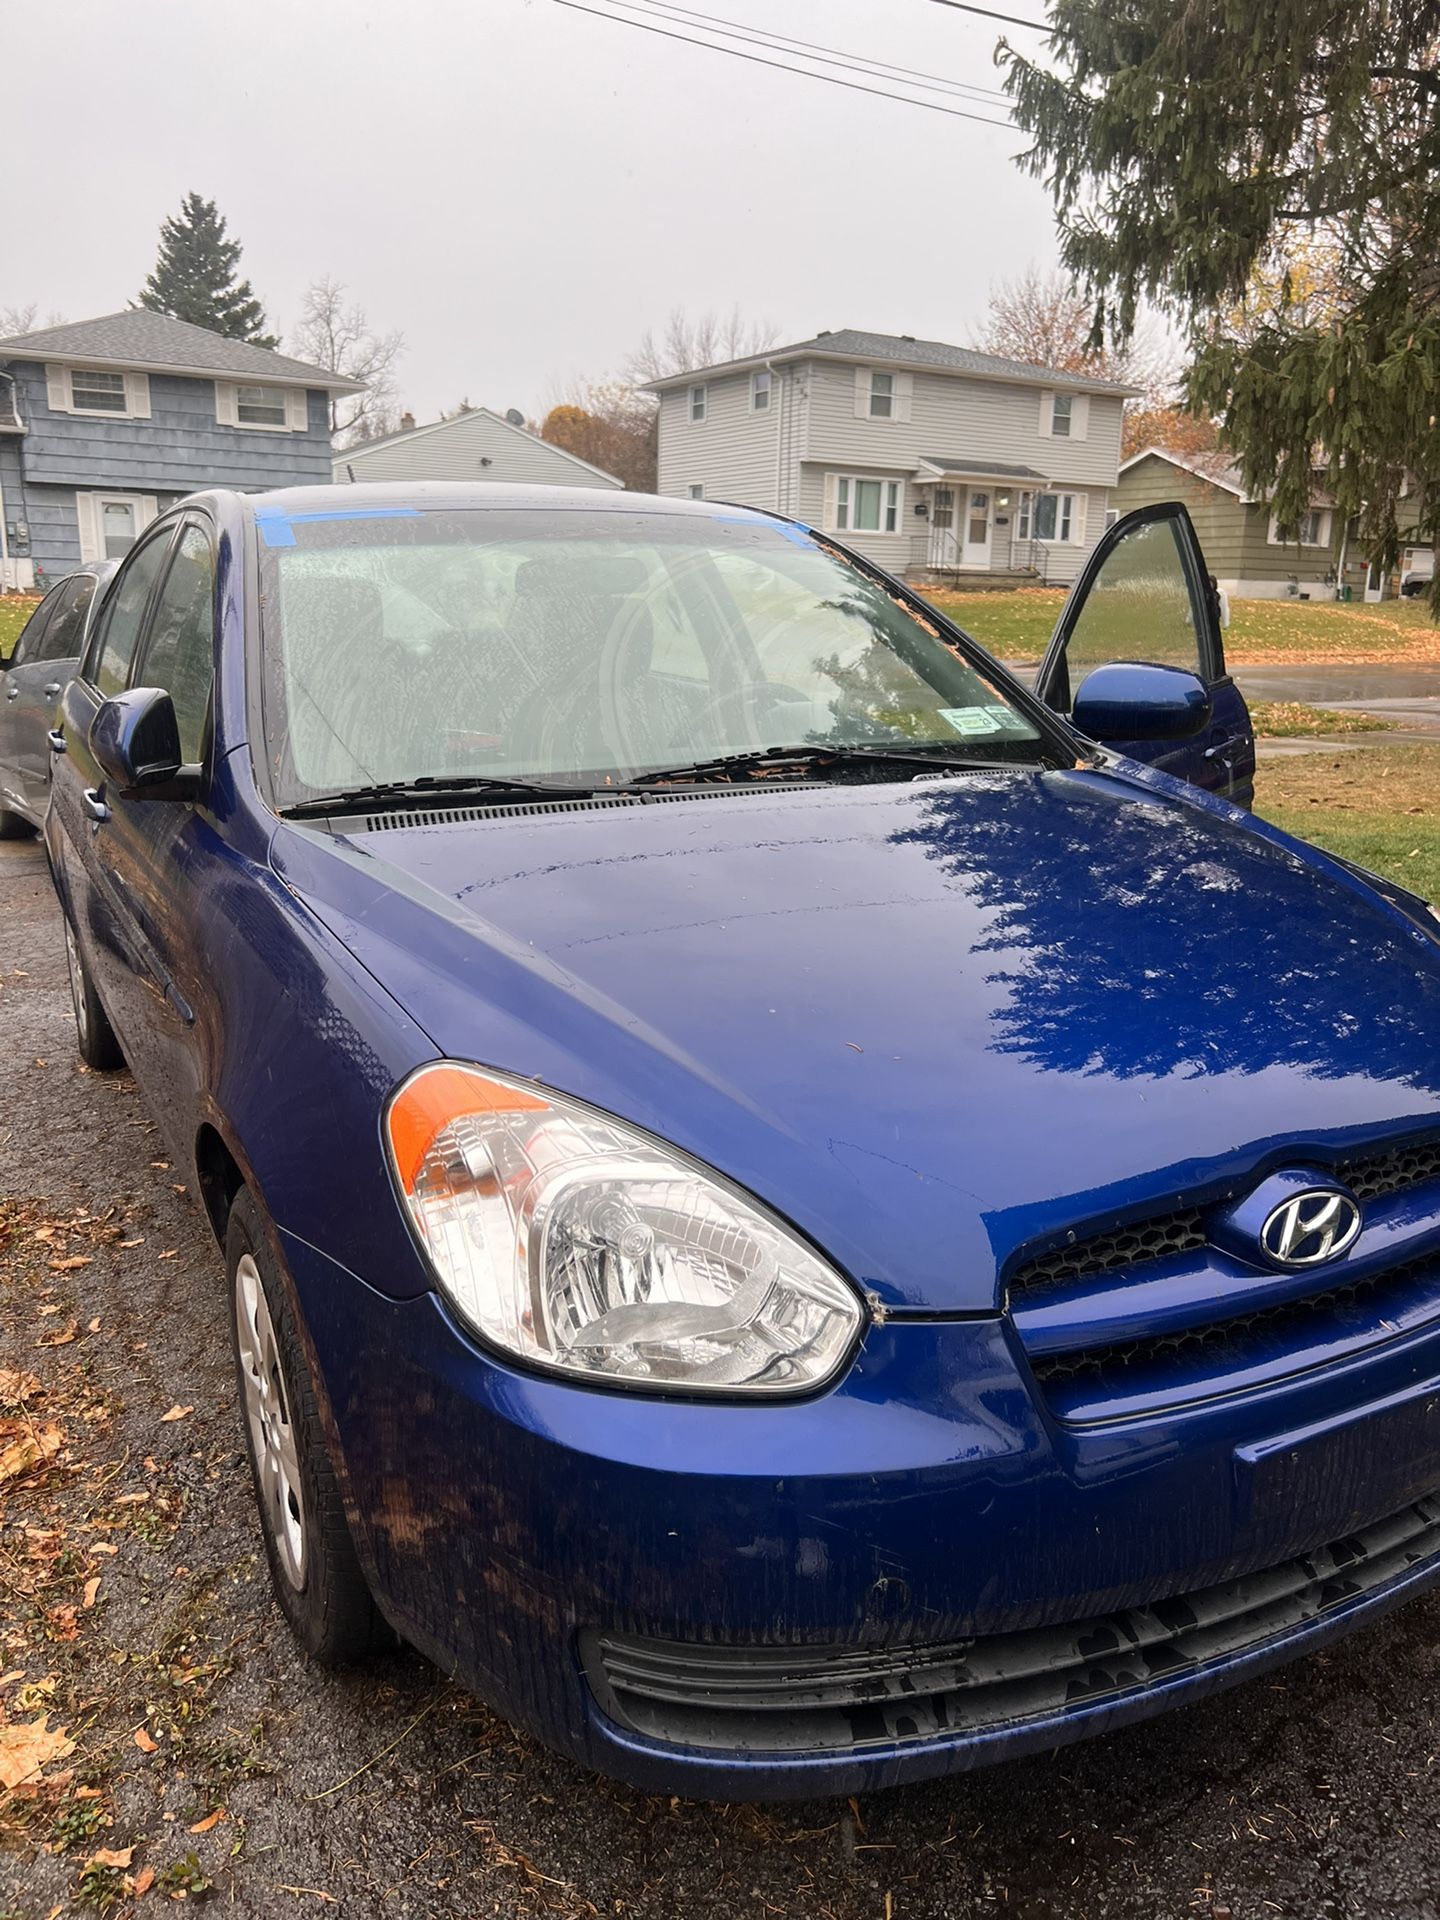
xmin=551 ymin=0 xmax=1018 ymax=126
xmin=610 ymin=0 xmax=1013 ymax=103
xmin=926 ymin=0 xmax=1052 ymax=31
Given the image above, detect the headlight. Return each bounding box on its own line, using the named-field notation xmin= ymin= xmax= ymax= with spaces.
xmin=385 ymin=1062 xmax=865 ymax=1395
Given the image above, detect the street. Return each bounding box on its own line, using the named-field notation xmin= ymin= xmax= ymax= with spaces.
xmin=5 ymin=829 xmax=1440 ymax=1919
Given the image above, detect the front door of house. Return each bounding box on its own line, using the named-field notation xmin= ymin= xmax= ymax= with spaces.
xmin=962 ymin=490 xmax=992 ymax=569
xmin=928 ymin=487 xmax=957 ymax=567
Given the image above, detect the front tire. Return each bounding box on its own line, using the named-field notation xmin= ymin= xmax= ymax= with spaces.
xmin=63 ymin=915 xmax=123 ymax=1070
xmin=226 ymin=1189 xmax=381 ymax=1664
xmin=0 ymin=807 xmax=36 ymax=839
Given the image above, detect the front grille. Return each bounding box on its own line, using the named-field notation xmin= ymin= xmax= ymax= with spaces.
xmin=1010 ymin=1131 xmax=1440 ymax=1304
xmin=1010 ymin=1208 xmax=1206 ymax=1299
xmin=583 ymin=1495 xmax=1440 ymax=1755
xmin=1008 ymin=1128 xmax=1440 ymax=1418
xmin=1343 ymin=1138 xmax=1440 ymax=1204
xmin=1031 ymin=1247 xmax=1440 ymax=1394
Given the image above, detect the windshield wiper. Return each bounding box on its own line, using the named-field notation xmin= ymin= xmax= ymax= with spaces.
xmin=618 ymin=743 xmax=1015 ymax=789
xmin=280 ymin=773 xmax=594 ymax=818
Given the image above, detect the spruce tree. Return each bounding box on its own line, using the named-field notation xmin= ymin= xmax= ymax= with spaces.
xmin=1002 ymin=1 xmax=1440 ymax=597
xmin=138 ymin=193 xmax=276 ymax=347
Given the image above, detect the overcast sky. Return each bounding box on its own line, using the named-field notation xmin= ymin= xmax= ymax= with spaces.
xmin=6 ymin=0 xmax=1068 ymax=421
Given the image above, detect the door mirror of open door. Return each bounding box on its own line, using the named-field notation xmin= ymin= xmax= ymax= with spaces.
xmin=1071 ymin=662 xmax=1213 ymax=743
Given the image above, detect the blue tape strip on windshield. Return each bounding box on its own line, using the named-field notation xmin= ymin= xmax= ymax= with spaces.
xmin=254 ymin=506 xmax=423 ymax=549
xmin=712 ymin=511 xmax=816 ymax=550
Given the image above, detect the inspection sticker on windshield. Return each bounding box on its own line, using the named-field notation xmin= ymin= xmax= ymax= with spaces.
xmin=938 ymin=706 xmax=1007 ymax=736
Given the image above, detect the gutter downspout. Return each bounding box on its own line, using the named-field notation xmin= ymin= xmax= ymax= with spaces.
xmin=0 ymin=372 xmax=15 ymax=592
xmin=766 ymin=358 xmax=784 ymax=514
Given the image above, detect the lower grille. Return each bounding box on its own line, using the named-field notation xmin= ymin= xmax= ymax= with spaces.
xmin=583 ymin=1495 xmax=1440 ymax=1755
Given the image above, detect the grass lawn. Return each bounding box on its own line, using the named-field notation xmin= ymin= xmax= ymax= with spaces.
xmin=920 ymin=586 xmax=1440 ymax=667
xmin=1250 ymin=701 xmax=1393 ymax=737
xmin=1255 ymin=744 xmax=1440 ymax=903
xmin=0 ymin=594 xmax=40 ymax=657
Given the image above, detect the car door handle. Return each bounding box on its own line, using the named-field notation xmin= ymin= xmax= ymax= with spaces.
xmin=43 ymin=682 xmax=62 ymax=697
xmin=47 ymin=729 xmax=66 ymax=754
xmin=82 ymin=787 xmax=111 ymax=823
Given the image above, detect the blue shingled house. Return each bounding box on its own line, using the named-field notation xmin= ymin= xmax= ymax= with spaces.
xmin=0 ymin=310 xmax=363 ymax=589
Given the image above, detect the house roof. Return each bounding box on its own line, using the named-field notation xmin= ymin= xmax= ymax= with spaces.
xmin=644 ymin=328 xmax=1140 ymax=398
xmin=335 ymin=406 xmax=623 ymax=485
xmin=1118 ymin=445 xmax=1251 ymax=499
xmin=0 ymin=309 xmax=364 ymax=393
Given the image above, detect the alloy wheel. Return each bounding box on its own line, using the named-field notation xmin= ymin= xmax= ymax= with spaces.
xmin=234 ymin=1253 xmax=307 ymax=1589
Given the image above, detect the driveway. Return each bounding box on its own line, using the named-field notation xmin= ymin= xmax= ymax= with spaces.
xmin=1234 ymin=662 xmax=1440 ymax=756
xmin=6 ymin=831 xmax=1440 ymax=1916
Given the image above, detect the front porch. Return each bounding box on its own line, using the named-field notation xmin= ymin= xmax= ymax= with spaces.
xmin=907 ymin=457 xmax=1049 ymax=581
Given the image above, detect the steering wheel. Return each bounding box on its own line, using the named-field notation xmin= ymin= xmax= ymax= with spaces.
xmin=676 ymin=680 xmax=821 ymax=752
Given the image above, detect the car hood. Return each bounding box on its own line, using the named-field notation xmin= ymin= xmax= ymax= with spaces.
xmin=272 ymin=769 xmax=1440 ymax=1311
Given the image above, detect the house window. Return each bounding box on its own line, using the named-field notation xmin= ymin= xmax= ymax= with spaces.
xmin=689 ymin=385 xmax=707 ymax=423
xmin=751 ymin=370 xmax=771 ymax=411
xmin=71 ymin=369 xmax=127 ymax=414
xmin=1050 ymin=393 xmax=1073 ymax=438
xmin=236 ymin=384 xmax=288 ymax=427
xmin=1018 ymin=491 xmax=1075 ymax=542
xmin=1268 ymin=507 xmax=1331 ymax=547
xmin=833 ymin=475 xmax=902 ymax=534
xmin=687 ymin=483 xmax=704 ymax=500
xmin=868 ymin=371 xmax=894 ymax=419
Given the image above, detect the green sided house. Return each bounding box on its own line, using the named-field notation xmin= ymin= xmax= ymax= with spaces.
xmin=1115 ymin=447 xmax=1345 ymax=600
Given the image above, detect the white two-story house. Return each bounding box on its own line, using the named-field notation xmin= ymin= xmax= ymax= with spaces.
xmin=648 ymin=328 xmax=1136 ymax=583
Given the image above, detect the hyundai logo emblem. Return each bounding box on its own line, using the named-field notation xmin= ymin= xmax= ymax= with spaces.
xmin=1259 ymin=1188 xmax=1363 ymax=1268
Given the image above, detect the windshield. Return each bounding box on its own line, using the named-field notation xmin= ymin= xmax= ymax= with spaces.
xmin=255 ymin=504 xmax=1049 ymax=805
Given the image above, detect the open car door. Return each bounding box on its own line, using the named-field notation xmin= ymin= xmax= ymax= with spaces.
xmin=1035 ymin=502 xmax=1255 ymax=805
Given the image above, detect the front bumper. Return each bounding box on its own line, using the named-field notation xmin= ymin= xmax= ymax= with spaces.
xmin=284 ymin=1231 xmax=1440 ymax=1800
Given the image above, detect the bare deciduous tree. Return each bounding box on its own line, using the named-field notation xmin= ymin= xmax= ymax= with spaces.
xmin=623 ymin=306 xmax=779 ymax=385
xmin=0 ymin=304 xmax=65 ymax=338
xmin=977 ymin=267 xmax=1170 ymax=401
xmin=290 ymin=277 xmax=404 ymax=445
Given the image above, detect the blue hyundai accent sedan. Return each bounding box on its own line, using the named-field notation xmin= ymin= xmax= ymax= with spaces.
xmin=45 ymin=483 xmax=1440 ymax=1800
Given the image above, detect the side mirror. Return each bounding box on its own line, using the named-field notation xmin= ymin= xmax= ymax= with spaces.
xmin=1071 ymin=662 xmax=1212 ymax=744
xmin=89 ymin=687 xmax=200 ymax=800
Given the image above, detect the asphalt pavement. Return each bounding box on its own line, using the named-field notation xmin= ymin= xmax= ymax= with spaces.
xmin=6 ymin=829 xmax=1440 ymax=1918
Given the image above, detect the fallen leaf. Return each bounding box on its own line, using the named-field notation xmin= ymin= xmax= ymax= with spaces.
xmin=158 ymin=1250 xmax=178 ymax=1261
xmin=91 ymin=1542 xmax=118 ymax=1556
xmin=87 ymin=1846 xmax=135 ymax=1870
xmin=159 ymin=1405 xmax=193 ymax=1424
xmin=48 ymin=1255 xmax=92 ymax=1272
xmin=0 ymin=1419 xmax=64 ymax=1483
xmin=133 ymin=1725 xmax=159 ymax=1754
xmin=82 ymin=1577 xmax=101 ymax=1609
xmin=88 ymin=1318 xmax=102 ymax=1334
xmin=0 ymin=1669 xmax=24 ymax=1687
xmin=37 ymin=1323 xmax=77 ymax=1348
xmin=0 ymin=1714 xmax=75 ymax=1791
xmin=0 ymin=1368 xmax=42 ymax=1401
xmin=132 ymin=1865 xmax=156 ymax=1895
xmin=117 ymin=1238 xmax=145 ymax=1249
xmin=113 ymin=1491 xmax=150 ymax=1505
xmin=46 ymin=1605 xmax=79 ymax=1642
xmin=189 ymin=1808 xmax=227 ymax=1833
xmin=150 ymin=1161 xmax=170 ymax=1170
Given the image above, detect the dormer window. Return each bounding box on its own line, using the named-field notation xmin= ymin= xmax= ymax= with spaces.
xmin=71 ymin=369 xmax=127 ymax=413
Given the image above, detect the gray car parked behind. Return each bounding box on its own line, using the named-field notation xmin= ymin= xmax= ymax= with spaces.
xmin=0 ymin=563 xmax=116 ymax=836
